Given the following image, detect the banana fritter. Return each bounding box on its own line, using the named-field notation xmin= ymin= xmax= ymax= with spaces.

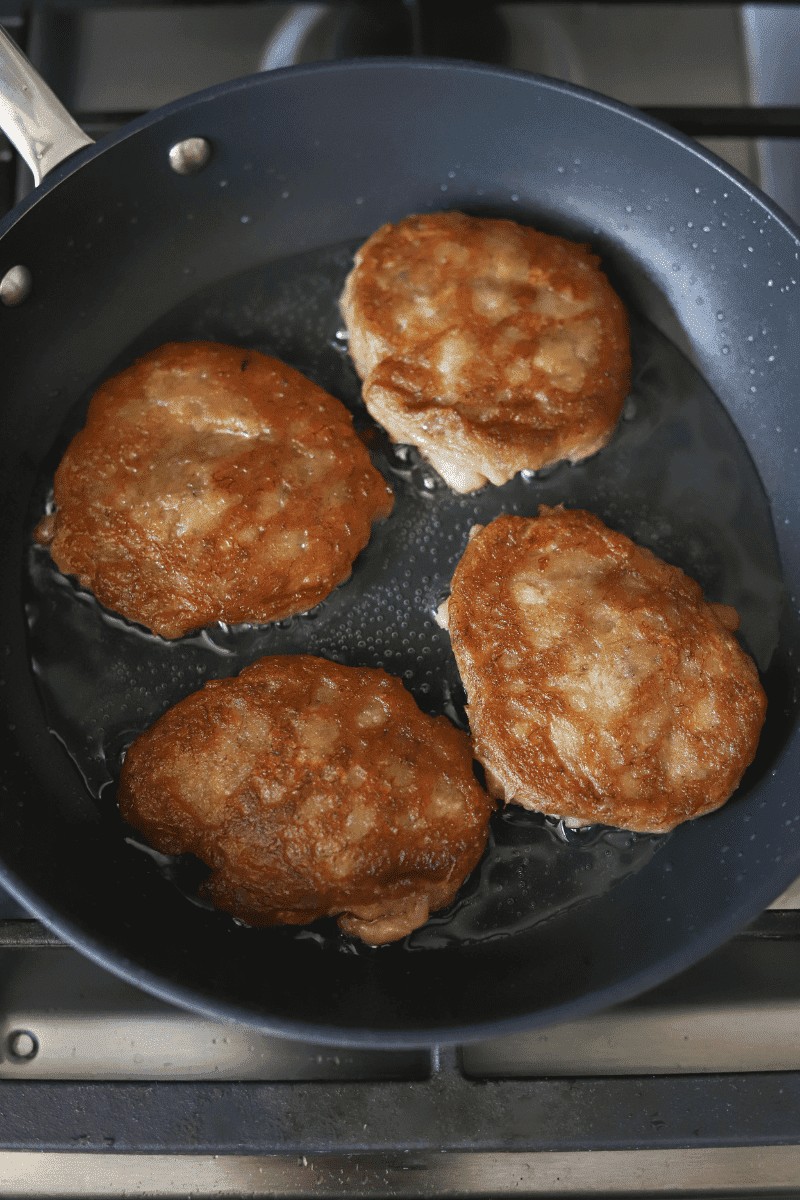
xmin=341 ymin=211 xmax=631 ymax=492
xmin=441 ymin=508 xmax=766 ymax=833
xmin=36 ymin=342 xmax=393 ymax=638
xmin=118 ymin=655 xmax=493 ymax=944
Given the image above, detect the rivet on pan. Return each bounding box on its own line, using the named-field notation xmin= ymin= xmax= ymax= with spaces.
xmin=168 ymin=137 xmax=212 ymax=175
xmin=0 ymin=265 xmax=32 ymax=307
xmin=7 ymin=1030 xmax=38 ymax=1061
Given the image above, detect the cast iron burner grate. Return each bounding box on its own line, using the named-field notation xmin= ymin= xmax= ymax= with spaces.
xmin=2 ymin=908 xmax=800 ymax=1194
xmin=3 ymin=0 xmax=800 ymax=207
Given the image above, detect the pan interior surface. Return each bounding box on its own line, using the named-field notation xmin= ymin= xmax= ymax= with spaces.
xmin=1 ymin=61 xmax=799 ymax=1042
xmin=25 ymin=235 xmax=784 ymax=951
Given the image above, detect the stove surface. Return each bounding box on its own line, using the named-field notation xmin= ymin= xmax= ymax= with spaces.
xmin=23 ymin=0 xmax=800 ymax=221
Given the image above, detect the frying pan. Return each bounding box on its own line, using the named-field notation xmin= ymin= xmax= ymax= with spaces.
xmin=1 ymin=32 xmax=799 ymax=1048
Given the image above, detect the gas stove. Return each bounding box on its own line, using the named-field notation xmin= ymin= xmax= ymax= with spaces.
xmin=1 ymin=3 xmax=800 ymax=1196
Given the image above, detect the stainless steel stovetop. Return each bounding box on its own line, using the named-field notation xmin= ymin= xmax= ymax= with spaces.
xmin=1 ymin=3 xmax=799 ymax=1196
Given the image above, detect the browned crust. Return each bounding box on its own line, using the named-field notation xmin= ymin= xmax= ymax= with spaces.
xmin=36 ymin=342 xmax=393 ymax=638
xmin=341 ymin=211 xmax=631 ymax=492
xmin=118 ymin=655 xmax=494 ymax=944
xmin=445 ymin=508 xmax=767 ymax=833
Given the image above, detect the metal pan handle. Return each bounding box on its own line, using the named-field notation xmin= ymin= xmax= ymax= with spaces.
xmin=0 ymin=25 xmax=93 ymax=186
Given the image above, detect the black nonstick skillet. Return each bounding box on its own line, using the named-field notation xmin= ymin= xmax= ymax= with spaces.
xmin=1 ymin=32 xmax=799 ymax=1044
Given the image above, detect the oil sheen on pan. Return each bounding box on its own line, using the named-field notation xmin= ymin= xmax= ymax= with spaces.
xmin=24 ymin=234 xmax=785 ymax=953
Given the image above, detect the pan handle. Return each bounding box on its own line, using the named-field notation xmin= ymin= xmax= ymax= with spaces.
xmin=0 ymin=25 xmax=94 ymax=186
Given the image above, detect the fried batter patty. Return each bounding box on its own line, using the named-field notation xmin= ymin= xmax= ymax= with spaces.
xmin=341 ymin=211 xmax=631 ymax=492
xmin=441 ymin=509 xmax=766 ymax=833
xmin=118 ymin=655 xmax=493 ymax=944
xmin=36 ymin=343 xmax=393 ymax=638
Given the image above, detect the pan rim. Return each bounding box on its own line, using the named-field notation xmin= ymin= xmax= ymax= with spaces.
xmin=1 ymin=827 xmax=799 ymax=1049
xmin=1 ymin=57 xmax=799 ymax=247
xmin=2 ymin=55 xmax=799 ymax=1047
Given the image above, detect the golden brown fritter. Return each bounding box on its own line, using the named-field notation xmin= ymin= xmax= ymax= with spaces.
xmin=35 ymin=343 xmax=393 ymax=639
xmin=118 ymin=655 xmax=493 ymax=944
xmin=441 ymin=508 xmax=767 ymax=833
xmin=341 ymin=211 xmax=631 ymax=492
